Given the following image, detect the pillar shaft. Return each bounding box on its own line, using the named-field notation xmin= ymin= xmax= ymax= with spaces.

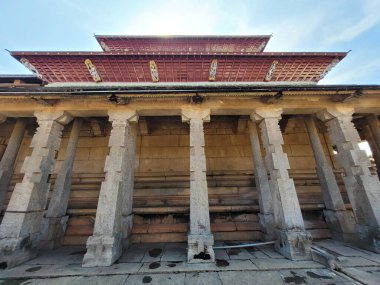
xmin=253 ymin=109 xmax=311 ymax=260
xmin=304 ymin=116 xmax=355 ymax=241
xmin=247 ymin=120 xmax=274 ymax=240
xmin=0 ymin=111 xmax=72 ymax=268
xmin=367 ymin=114 xmax=380 ymax=152
xmin=82 ymin=111 xmax=138 ymax=267
xmin=0 ymin=119 xmax=27 ymax=213
xmin=182 ymin=109 xmax=214 ymax=263
xmin=319 ymin=108 xmax=380 ymax=253
xmin=40 ymin=118 xmax=83 ymax=249
xmin=362 ymin=124 xmax=380 ymax=176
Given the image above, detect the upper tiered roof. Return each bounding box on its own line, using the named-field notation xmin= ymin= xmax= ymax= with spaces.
xmin=95 ymin=35 xmax=271 ymax=54
xmin=9 ymin=35 xmax=347 ymax=84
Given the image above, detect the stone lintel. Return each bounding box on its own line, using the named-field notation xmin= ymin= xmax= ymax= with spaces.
xmin=108 ymin=109 xmax=139 ymax=123
xmin=250 ymin=108 xmax=283 ymax=122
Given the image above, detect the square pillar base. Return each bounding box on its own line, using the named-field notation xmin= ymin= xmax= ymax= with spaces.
xmin=82 ymin=235 xmax=122 ymax=267
xmin=258 ymin=213 xmax=275 ymax=241
xmin=274 ymin=229 xmax=312 ymax=260
xmin=355 ymin=225 xmax=380 ymax=253
xmin=0 ymin=237 xmax=37 ymax=269
xmin=323 ymin=210 xmax=357 ymax=243
xmin=187 ymin=234 xmax=215 ymax=263
xmin=39 ymin=216 xmax=69 ymax=250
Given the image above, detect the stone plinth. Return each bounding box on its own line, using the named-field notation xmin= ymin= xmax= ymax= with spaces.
xmin=0 ymin=111 xmax=72 ymax=268
xmin=182 ymin=109 xmax=215 ymax=263
xmin=252 ymin=109 xmax=312 ymax=260
xmin=318 ymin=107 xmax=380 ymax=253
xmin=82 ymin=110 xmax=138 ymax=267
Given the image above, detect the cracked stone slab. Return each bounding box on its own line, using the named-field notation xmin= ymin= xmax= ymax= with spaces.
xmin=340 ymin=267 xmax=380 ymax=285
xmin=251 ymin=258 xmax=325 ymax=270
xmin=279 ymin=268 xmax=354 ymax=285
xmin=118 ymin=244 xmax=147 ymax=263
xmin=218 ymin=270 xmax=284 ymax=285
xmin=185 ymin=272 xmax=222 ymax=285
xmin=125 ymin=273 xmax=185 ymax=285
xmin=24 ymin=246 xmax=86 ymax=265
xmin=161 ymin=243 xmax=187 ymax=262
xmin=141 ymin=243 xmax=165 ymax=263
xmin=0 ymin=262 xmax=142 ymax=279
xmin=337 ymin=256 xmax=379 ymax=268
xmin=138 ymin=259 xmax=257 ymax=274
xmin=226 ymin=248 xmax=253 ymax=260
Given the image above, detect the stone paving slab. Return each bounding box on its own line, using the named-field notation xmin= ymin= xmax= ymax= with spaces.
xmin=25 ymin=246 xmax=85 ymax=265
xmin=0 ymin=262 xmax=142 ymax=279
xmin=119 ymin=243 xmax=146 ymax=263
xmin=161 ymin=243 xmax=187 ymax=262
xmin=138 ymin=259 xmax=258 ymax=274
xmin=251 ymin=258 xmax=325 ymax=270
xmin=226 ymin=248 xmax=253 ymax=260
xmin=214 ymin=249 xmax=229 ymax=260
xmin=340 ymin=267 xmax=380 ymax=285
xmin=125 ymin=273 xmax=186 ymax=285
xmin=185 ymin=272 xmax=222 ymax=285
xmin=338 ymin=256 xmax=380 ymax=268
xmin=218 ymin=270 xmax=285 ymax=285
xmin=141 ymin=243 xmax=165 ymax=263
xmin=279 ymin=268 xmax=356 ymax=285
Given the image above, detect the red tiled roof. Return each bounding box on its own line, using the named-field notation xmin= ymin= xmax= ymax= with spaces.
xmin=11 ymin=52 xmax=347 ymax=83
xmin=95 ymin=35 xmax=271 ymax=54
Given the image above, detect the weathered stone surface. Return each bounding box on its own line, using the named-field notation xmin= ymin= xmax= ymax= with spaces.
xmin=82 ymin=110 xmax=138 ymax=267
xmin=182 ymin=109 xmax=215 ymax=263
xmin=305 ymin=115 xmax=356 ymax=242
xmin=126 ymin=273 xmax=185 ymax=285
xmin=248 ymin=120 xmax=275 ymax=240
xmin=252 ymin=108 xmax=311 ymax=260
xmin=0 ymin=119 xmax=27 ymax=212
xmin=218 ymin=270 xmax=285 ymax=285
xmin=185 ymin=272 xmax=222 ymax=285
xmin=0 ymin=111 xmax=71 ymax=268
xmin=40 ymin=119 xmax=82 ymax=249
xmin=318 ymin=107 xmax=380 ymax=253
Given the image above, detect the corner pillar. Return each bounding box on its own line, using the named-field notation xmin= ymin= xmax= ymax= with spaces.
xmin=367 ymin=114 xmax=380 ymax=175
xmin=0 ymin=111 xmax=72 ymax=268
xmin=40 ymin=118 xmax=83 ymax=249
xmin=318 ymin=107 xmax=380 ymax=253
xmin=247 ymin=119 xmax=275 ymax=240
xmin=0 ymin=118 xmax=27 ymax=213
xmin=252 ymin=108 xmax=311 ymax=260
xmin=82 ymin=110 xmax=138 ymax=267
xmin=182 ymin=109 xmax=214 ymax=263
xmin=304 ymin=115 xmax=356 ymax=242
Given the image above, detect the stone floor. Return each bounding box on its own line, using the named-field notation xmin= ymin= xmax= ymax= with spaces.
xmin=0 ymin=240 xmax=379 ymax=284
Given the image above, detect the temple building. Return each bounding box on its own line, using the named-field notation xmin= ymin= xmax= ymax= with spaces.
xmin=0 ymin=34 xmax=380 ymax=269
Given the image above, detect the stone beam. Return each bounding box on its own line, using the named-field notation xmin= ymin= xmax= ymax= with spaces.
xmin=317 ymin=107 xmax=380 ymax=253
xmin=182 ymin=108 xmax=215 ymax=263
xmin=40 ymin=118 xmax=83 ymax=249
xmin=0 ymin=111 xmax=72 ymax=268
xmin=252 ymin=108 xmax=312 ymax=260
xmin=304 ymin=115 xmax=356 ymax=242
xmin=82 ymin=110 xmax=138 ymax=267
xmin=0 ymin=119 xmax=27 ymax=213
xmin=247 ymin=119 xmax=275 ymax=240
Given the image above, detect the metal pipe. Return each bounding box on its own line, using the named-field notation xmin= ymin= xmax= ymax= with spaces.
xmin=213 ymin=240 xmax=276 ymax=249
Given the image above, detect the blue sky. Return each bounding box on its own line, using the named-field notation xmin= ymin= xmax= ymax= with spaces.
xmin=0 ymin=0 xmax=379 ymax=84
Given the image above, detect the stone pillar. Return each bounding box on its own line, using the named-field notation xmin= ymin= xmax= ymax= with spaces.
xmin=318 ymin=107 xmax=380 ymax=253
xmin=304 ymin=115 xmax=356 ymax=242
xmin=247 ymin=119 xmax=275 ymax=240
xmin=252 ymin=109 xmax=311 ymax=260
xmin=0 ymin=111 xmax=72 ymax=268
xmin=362 ymin=124 xmax=380 ymax=176
xmin=182 ymin=109 xmax=214 ymax=263
xmin=0 ymin=119 xmax=27 ymax=213
xmin=82 ymin=110 xmax=138 ymax=267
xmin=40 ymin=118 xmax=83 ymax=249
xmin=367 ymin=114 xmax=380 ymax=175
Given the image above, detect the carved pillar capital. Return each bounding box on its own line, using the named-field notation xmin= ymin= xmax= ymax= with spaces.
xmin=250 ymin=108 xmax=283 ymax=122
xmin=316 ymin=107 xmax=354 ymax=122
xmin=108 ymin=109 xmax=139 ymax=123
xmin=34 ymin=110 xmax=73 ymax=125
xmin=181 ymin=108 xmax=210 ymax=123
